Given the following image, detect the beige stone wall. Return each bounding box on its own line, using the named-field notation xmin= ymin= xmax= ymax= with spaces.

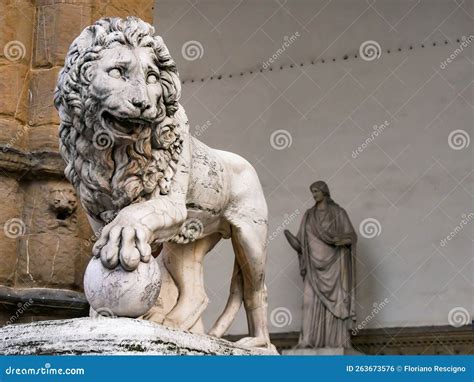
xmin=0 ymin=0 xmax=154 ymax=323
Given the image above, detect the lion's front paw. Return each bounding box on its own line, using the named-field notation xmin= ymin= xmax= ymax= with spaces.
xmin=93 ymin=223 xmax=152 ymax=271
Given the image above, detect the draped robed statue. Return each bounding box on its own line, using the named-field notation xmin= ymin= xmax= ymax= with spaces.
xmin=284 ymin=181 xmax=357 ymax=349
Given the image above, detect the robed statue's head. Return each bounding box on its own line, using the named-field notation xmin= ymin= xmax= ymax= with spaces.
xmin=310 ymin=180 xmax=331 ymax=203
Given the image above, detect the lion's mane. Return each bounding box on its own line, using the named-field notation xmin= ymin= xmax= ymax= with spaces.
xmin=54 ymin=17 xmax=186 ymax=223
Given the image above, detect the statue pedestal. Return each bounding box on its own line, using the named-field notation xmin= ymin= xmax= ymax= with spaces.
xmin=0 ymin=317 xmax=275 ymax=355
xmin=283 ymin=347 xmax=363 ymax=355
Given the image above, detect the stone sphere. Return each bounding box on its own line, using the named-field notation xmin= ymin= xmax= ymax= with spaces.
xmin=84 ymin=257 xmax=161 ymax=318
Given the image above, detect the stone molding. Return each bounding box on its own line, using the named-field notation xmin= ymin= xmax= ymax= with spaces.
xmin=228 ymin=326 xmax=473 ymax=355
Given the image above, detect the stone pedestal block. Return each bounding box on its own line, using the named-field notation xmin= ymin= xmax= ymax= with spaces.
xmin=0 ymin=317 xmax=277 ymax=355
xmin=0 ymin=286 xmax=89 ymax=326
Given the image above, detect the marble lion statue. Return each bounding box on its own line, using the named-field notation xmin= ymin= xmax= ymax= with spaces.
xmin=54 ymin=16 xmax=273 ymax=349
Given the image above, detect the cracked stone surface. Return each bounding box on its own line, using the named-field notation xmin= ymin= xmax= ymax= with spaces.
xmin=84 ymin=257 xmax=161 ymax=317
xmin=0 ymin=317 xmax=277 ymax=355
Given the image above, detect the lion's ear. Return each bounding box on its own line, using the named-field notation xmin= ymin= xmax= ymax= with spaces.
xmin=72 ymin=23 xmax=108 ymax=55
xmin=72 ymin=26 xmax=96 ymax=55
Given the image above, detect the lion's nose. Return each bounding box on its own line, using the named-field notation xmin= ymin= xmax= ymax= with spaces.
xmin=130 ymin=97 xmax=151 ymax=111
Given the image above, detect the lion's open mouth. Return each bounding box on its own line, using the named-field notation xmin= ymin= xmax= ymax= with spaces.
xmin=102 ymin=111 xmax=148 ymax=134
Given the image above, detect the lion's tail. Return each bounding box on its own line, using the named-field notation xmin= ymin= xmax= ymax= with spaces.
xmin=208 ymin=259 xmax=243 ymax=338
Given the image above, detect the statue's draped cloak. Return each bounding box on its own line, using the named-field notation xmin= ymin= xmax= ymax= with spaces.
xmin=296 ymin=202 xmax=356 ymax=348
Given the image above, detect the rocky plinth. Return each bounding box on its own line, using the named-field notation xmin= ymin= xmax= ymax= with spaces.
xmin=0 ymin=317 xmax=275 ymax=355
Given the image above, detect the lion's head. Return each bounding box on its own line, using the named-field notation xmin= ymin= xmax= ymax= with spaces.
xmin=54 ymin=17 xmax=187 ymax=223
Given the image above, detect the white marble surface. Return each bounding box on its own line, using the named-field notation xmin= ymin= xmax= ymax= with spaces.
xmin=0 ymin=317 xmax=276 ymax=355
xmin=84 ymin=257 xmax=161 ymax=317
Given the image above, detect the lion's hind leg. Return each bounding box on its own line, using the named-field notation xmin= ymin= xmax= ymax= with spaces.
xmin=230 ymin=221 xmax=272 ymax=349
xmin=208 ymin=258 xmax=243 ymax=337
xmin=162 ymin=233 xmax=221 ymax=331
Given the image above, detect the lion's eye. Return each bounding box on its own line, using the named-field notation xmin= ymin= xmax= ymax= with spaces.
xmin=147 ymin=73 xmax=159 ymax=84
xmin=108 ymin=68 xmax=122 ymax=79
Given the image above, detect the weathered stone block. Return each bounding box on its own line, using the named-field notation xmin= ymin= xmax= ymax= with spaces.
xmin=34 ymin=1 xmax=93 ymax=67
xmin=26 ymin=68 xmax=61 ymax=127
xmin=17 ymin=234 xmax=80 ymax=287
xmin=92 ymin=0 xmax=154 ymax=23
xmin=27 ymin=124 xmax=60 ymax=152
xmin=0 ymin=0 xmax=34 ymax=65
xmin=0 ymin=119 xmax=29 ymax=151
xmin=0 ymin=317 xmax=278 ymax=355
xmin=0 ymin=176 xmax=23 ymax=286
xmin=0 ymin=64 xmax=29 ymax=118
xmin=16 ymin=179 xmax=91 ymax=290
xmin=0 ymin=285 xmax=89 ymax=326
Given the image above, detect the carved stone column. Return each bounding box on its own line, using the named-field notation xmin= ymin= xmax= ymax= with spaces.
xmin=0 ymin=0 xmax=154 ymax=325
